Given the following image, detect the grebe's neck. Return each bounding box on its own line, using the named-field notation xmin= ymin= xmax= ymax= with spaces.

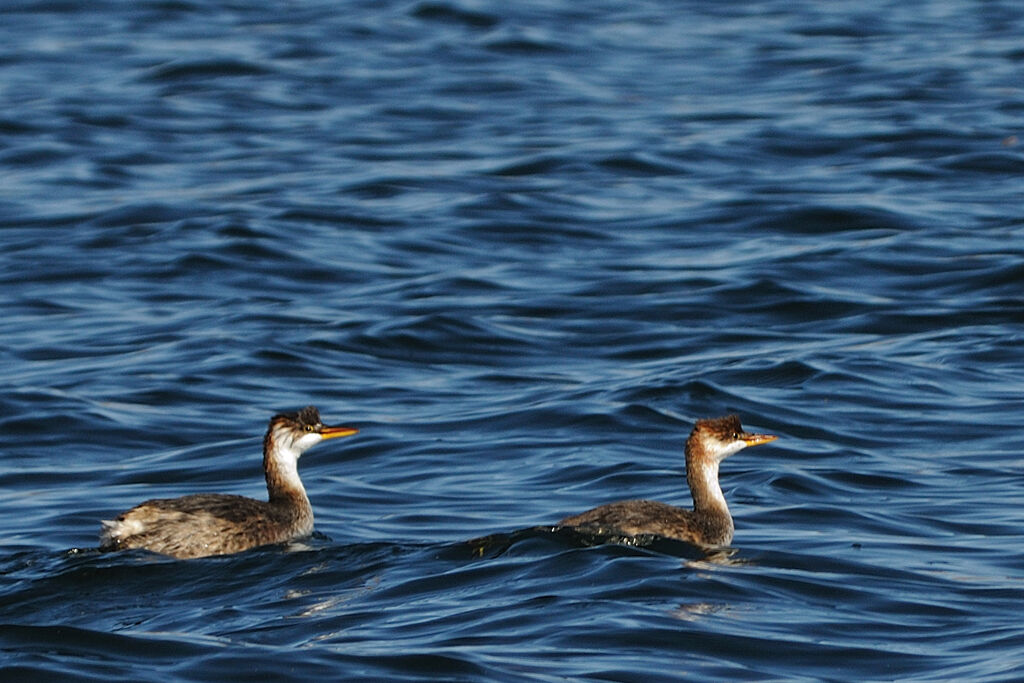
xmin=263 ymin=423 xmax=310 ymax=506
xmin=685 ymin=434 xmax=729 ymax=516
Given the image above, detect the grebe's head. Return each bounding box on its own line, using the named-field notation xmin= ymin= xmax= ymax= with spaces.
xmin=265 ymin=405 xmax=358 ymax=459
xmin=691 ymin=414 xmax=777 ymax=463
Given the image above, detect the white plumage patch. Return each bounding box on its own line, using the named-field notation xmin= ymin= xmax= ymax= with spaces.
xmin=294 ymin=431 xmax=323 ymax=453
xmin=100 ymin=517 xmax=147 ymax=541
xmin=715 ymin=439 xmax=748 ymax=461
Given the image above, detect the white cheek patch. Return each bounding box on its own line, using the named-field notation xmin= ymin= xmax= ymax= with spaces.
xmin=718 ymin=440 xmax=747 ymax=460
xmin=272 ymin=426 xmax=323 ymax=456
xmin=295 ymin=432 xmax=322 ymax=453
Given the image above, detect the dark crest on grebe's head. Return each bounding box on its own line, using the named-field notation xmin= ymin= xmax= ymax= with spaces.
xmin=695 ymin=414 xmax=743 ymax=439
xmin=295 ymin=405 xmax=322 ymax=428
xmin=270 ymin=406 xmax=322 ymax=428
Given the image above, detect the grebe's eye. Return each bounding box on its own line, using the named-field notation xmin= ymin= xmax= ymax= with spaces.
xmin=304 ymin=424 xmax=313 ymax=433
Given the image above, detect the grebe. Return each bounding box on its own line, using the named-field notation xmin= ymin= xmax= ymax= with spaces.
xmin=99 ymin=406 xmax=358 ymax=559
xmin=557 ymin=415 xmax=776 ymax=547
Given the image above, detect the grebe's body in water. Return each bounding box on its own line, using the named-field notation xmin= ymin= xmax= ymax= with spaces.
xmin=99 ymin=406 xmax=358 ymax=559
xmin=558 ymin=415 xmax=776 ymax=547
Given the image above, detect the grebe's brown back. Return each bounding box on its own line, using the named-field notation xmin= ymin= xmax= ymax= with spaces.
xmin=557 ymin=415 xmax=776 ymax=547
xmin=99 ymin=406 xmax=358 ymax=559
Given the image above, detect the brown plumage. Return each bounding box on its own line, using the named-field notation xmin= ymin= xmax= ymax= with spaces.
xmin=557 ymin=415 xmax=776 ymax=547
xmin=99 ymin=406 xmax=358 ymax=559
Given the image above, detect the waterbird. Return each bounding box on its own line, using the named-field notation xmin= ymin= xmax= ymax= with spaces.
xmin=557 ymin=415 xmax=776 ymax=547
xmin=99 ymin=406 xmax=358 ymax=559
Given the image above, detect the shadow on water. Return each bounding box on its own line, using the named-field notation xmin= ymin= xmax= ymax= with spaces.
xmin=451 ymin=525 xmax=733 ymax=564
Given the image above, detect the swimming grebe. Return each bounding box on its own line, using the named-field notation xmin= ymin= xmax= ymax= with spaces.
xmin=557 ymin=415 xmax=776 ymax=547
xmin=99 ymin=406 xmax=358 ymax=559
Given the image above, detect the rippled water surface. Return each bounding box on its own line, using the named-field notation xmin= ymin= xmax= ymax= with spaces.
xmin=2 ymin=0 xmax=1024 ymax=680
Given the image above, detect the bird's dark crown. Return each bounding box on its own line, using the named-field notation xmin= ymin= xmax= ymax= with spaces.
xmin=268 ymin=405 xmax=323 ymax=433
xmin=694 ymin=414 xmax=743 ymax=440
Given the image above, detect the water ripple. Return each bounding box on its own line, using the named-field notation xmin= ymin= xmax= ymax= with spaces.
xmin=2 ymin=0 xmax=1024 ymax=680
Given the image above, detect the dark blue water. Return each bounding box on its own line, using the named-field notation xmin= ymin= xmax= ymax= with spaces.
xmin=3 ymin=0 xmax=1023 ymax=680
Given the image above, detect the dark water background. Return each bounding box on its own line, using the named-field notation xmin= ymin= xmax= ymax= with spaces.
xmin=2 ymin=0 xmax=1024 ymax=680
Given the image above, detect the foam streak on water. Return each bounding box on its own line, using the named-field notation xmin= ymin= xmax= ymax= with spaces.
xmin=2 ymin=1 xmax=1024 ymax=680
